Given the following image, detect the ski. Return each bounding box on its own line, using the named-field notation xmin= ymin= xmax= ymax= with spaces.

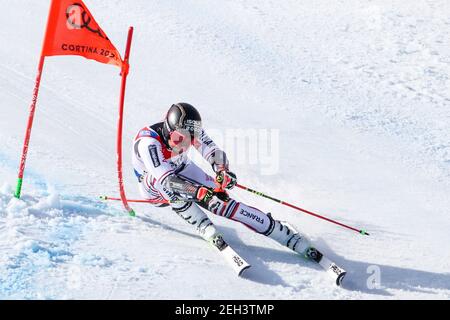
xmin=305 ymin=247 xmax=347 ymax=286
xmin=209 ymin=234 xmax=251 ymax=276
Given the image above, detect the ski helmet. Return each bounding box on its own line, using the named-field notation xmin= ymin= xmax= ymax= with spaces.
xmin=162 ymin=103 xmax=202 ymax=150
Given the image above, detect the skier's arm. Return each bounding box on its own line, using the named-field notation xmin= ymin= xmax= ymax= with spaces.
xmin=164 ymin=175 xmax=199 ymax=199
xmin=164 ymin=175 xmax=213 ymax=204
xmin=164 ymin=175 xmax=224 ymax=205
xmin=194 ymin=129 xmax=229 ymax=173
xmin=137 ymin=137 xmax=215 ymax=199
xmin=194 ymin=129 xmax=237 ymax=189
xmin=137 ymin=138 xmax=175 ymax=185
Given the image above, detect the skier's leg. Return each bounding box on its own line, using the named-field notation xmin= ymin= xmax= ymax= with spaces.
xmin=170 ymin=201 xmax=220 ymax=242
xmin=153 ymin=178 xmax=220 ymax=242
xmin=175 ymin=162 xmax=312 ymax=256
xmin=175 ymin=161 xmax=218 ymax=189
xmin=134 ymin=164 xmax=219 ymax=241
xmin=136 ymin=172 xmax=169 ymax=207
xmin=204 ymin=194 xmax=312 ymax=256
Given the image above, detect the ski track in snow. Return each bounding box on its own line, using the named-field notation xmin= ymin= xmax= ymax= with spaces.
xmin=1 ymin=0 xmax=450 ymax=299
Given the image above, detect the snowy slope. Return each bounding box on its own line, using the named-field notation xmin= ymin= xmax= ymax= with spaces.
xmin=1 ymin=0 xmax=450 ymax=299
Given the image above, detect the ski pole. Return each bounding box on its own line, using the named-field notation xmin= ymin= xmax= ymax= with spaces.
xmin=235 ymin=183 xmax=369 ymax=236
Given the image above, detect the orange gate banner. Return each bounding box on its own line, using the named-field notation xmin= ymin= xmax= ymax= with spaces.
xmin=41 ymin=0 xmax=123 ymax=68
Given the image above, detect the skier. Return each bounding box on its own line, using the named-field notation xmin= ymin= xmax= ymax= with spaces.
xmin=131 ymin=102 xmax=320 ymax=262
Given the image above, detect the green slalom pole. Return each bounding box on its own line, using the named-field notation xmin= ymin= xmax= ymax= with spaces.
xmin=14 ymin=178 xmax=23 ymax=199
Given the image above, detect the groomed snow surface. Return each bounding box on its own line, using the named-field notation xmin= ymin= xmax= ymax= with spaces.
xmin=1 ymin=0 xmax=449 ymax=299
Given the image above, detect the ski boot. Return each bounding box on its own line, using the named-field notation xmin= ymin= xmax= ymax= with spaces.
xmin=265 ymin=216 xmax=346 ymax=285
xmin=265 ymin=215 xmax=311 ymax=257
xmin=173 ymin=201 xmax=219 ymax=241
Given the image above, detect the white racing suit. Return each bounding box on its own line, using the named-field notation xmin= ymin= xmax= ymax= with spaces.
xmin=131 ymin=123 xmax=310 ymax=255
